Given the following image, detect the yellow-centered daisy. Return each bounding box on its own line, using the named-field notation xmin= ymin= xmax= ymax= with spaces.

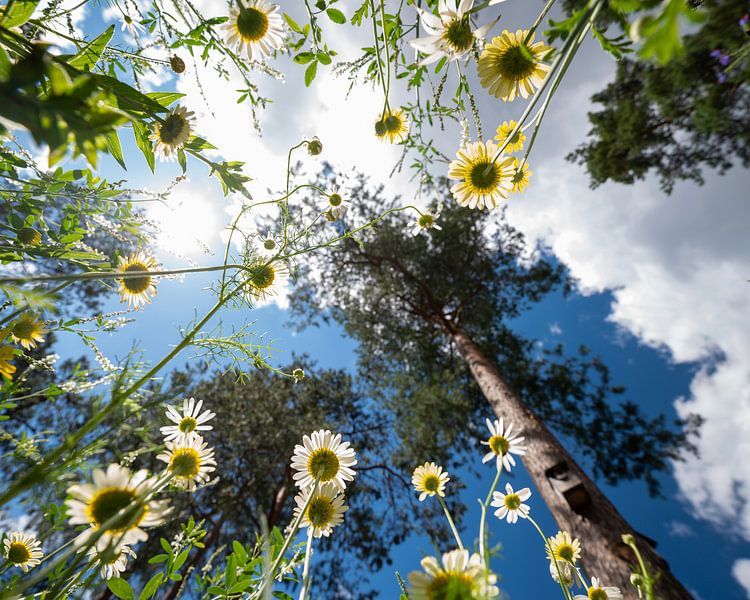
xmin=10 ymin=314 xmax=47 ymax=350
xmin=510 ymin=159 xmax=532 ymax=193
xmin=3 ymin=531 xmax=43 ymax=572
xmin=293 ymin=482 xmax=348 ymax=538
xmin=149 ymin=106 xmax=195 ymax=160
xmin=87 ymin=540 xmax=136 ymax=580
xmin=546 ymin=530 xmax=582 ymax=564
xmin=291 ymin=429 xmax=357 ymax=492
xmin=157 ymin=435 xmax=217 ymax=492
xmin=244 ymin=259 xmax=289 ymax=301
xmin=478 ymin=29 xmax=552 ymax=101
xmin=573 ymin=577 xmax=623 ymax=600
xmin=495 ymin=120 xmax=526 ymax=153
xmin=374 ymin=108 xmax=410 ymax=144
xmin=448 ymin=140 xmax=515 ymax=210
xmin=491 ymin=482 xmax=532 ymax=523
xmin=117 ymin=252 xmax=158 ymax=309
xmin=160 ymin=397 xmax=216 ymax=443
xmin=408 ymin=548 xmax=499 ymax=600
xmin=222 ymin=0 xmax=284 ymax=62
xmin=65 ymin=464 xmax=169 ymax=547
xmin=0 ymin=346 xmax=16 ymax=382
xmin=412 ymin=462 xmax=449 ymax=501
xmin=481 ymin=417 xmax=526 ymax=472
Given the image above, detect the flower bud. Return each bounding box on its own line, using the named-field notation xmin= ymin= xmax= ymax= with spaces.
xmin=306 ymin=137 xmax=323 ymax=156
xmin=170 ymin=56 xmax=186 ymax=74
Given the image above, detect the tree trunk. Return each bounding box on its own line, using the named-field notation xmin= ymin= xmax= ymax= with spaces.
xmin=449 ymin=326 xmax=693 ymax=600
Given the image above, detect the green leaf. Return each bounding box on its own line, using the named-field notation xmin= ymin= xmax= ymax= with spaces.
xmin=228 ymin=580 xmax=253 ymax=594
xmin=138 ymin=573 xmax=164 ymax=600
xmin=326 ymin=8 xmax=346 ymax=24
xmin=304 ymin=61 xmax=317 ymax=87
xmin=107 ymin=578 xmax=135 ymax=600
xmin=351 ymin=1 xmax=369 ymax=26
xmin=293 ymin=52 xmax=315 ymax=64
xmin=68 ymin=25 xmax=115 ymax=71
xmin=0 ymin=0 xmax=39 ymax=28
xmin=146 ymin=91 xmax=185 ymax=108
xmin=317 ymin=52 xmax=332 ymax=66
xmin=177 ymin=148 xmax=186 ymax=173
xmin=132 ymin=121 xmax=155 ymax=172
xmin=105 ymin=131 xmax=126 ymax=170
xmin=172 ymin=548 xmax=190 ymax=572
xmin=283 ymin=13 xmax=302 ymax=33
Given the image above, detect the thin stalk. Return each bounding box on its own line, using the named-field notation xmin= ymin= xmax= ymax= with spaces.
xmin=478 ymin=464 xmax=502 ymax=567
xmin=437 ymin=495 xmax=464 ymax=552
xmin=370 ymin=0 xmax=390 ymax=111
xmin=528 ymin=516 xmax=574 ymax=600
xmin=523 ymin=0 xmax=558 ymax=44
xmin=0 ymin=281 xmax=71 ymax=327
xmin=297 ymin=528 xmax=315 ymax=600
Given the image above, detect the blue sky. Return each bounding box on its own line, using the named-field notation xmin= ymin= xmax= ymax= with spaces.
xmin=12 ymin=0 xmax=750 ymax=598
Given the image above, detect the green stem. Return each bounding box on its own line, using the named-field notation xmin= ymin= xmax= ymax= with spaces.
xmin=527 ymin=516 xmax=574 ymax=600
xmin=370 ymin=0 xmax=390 ymax=111
xmin=437 ymin=495 xmax=464 ymax=552
xmin=478 ymin=464 xmax=502 ymax=567
xmin=297 ymin=527 xmax=315 ymax=600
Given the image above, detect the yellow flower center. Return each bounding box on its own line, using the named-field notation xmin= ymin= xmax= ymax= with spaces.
xmin=589 ymin=587 xmax=608 ymax=600
xmin=504 ymin=492 xmax=521 ymax=511
xmin=489 ymin=435 xmax=510 ymax=456
xmin=426 ymin=571 xmax=476 ymax=599
xmin=158 ymin=113 xmax=188 ymax=145
xmin=11 ymin=319 xmax=37 ymax=342
xmin=468 ymin=160 xmax=502 ymax=193
xmin=7 ymin=542 xmax=31 ymax=564
xmin=443 ymin=18 xmax=473 ymax=52
xmin=248 ymin=263 xmax=276 ymax=290
xmin=236 ymin=6 xmax=269 ymax=42
xmin=306 ymin=496 xmax=335 ymax=527
xmin=329 ymin=193 xmax=342 ymax=207
xmin=87 ymin=487 xmax=144 ymax=532
xmin=496 ymin=43 xmax=538 ymax=81
xmin=169 ymin=447 xmax=202 ymax=478
xmin=122 ymin=263 xmax=151 ymax=294
xmin=263 ymin=238 xmax=277 ymax=251
xmin=423 ymin=474 xmax=440 ymax=492
xmin=179 ymin=416 xmax=198 ymax=433
xmin=384 ymin=114 xmax=404 ymax=133
xmin=512 ymin=169 xmax=526 ymax=184
xmin=417 ymin=214 xmax=434 ymax=228
xmin=555 ymin=543 xmax=576 ymax=562
xmin=307 ymin=448 xmax=340 ymax=482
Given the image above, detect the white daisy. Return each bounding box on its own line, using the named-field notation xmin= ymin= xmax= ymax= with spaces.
xmin=222 ymin=0 xmax=285 ymax=62
xmin=573 ymin=577 xmax=623 ymax=600
xmin=410 ymin=0 xmax=498 ymax=65
xmin=121 ymin=14 xmax=144 ymax=36
xmin=157 ymin=435 xmax=217 ymax=492
xmin=254 ymin=230 xmax=281 ymax=259
xmin=447 ymin=140 xmax=515 ymax=210
xmin=3 ymin=531 xmax=43 ymax=572
xmin=244 ymin=259 xmax=290 ymax=301
xmin=480 ymin=417 xmax=526 ymax=471
xmin=491 ymin=482 xmax=531 ymax=523
xmin=411 ymin=462 xmax=450 ymax=501
xmin=149 ymin=106 xmax=195 ymax=160
xmin=291 ymin=430 xmax=357 ymax=492
xmin=87 ymin=540 xmax=136 ymax=580
xmin=293 ymin=482 xmax=348 ymax=538
xmin=66 ymin=464 xmax=169 ymax=547
xmin=160 ymin=397 xmax=215 ymax=443
xmin=408 ymin=548 xmax=499 ymax=599
xmin=411 ymin=210 xmax=442 ymax=236
xmin=546 ymin=530 xmax=582 ymax=565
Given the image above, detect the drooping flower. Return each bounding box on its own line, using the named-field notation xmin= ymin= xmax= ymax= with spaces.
xmin=546 ymin=530 xmax=582 ymax=565
xmin=324 ymin=206 xmax=348 ymax=222
xmin=0 ymin=346 xmax=16 ymax=382
xmin=510 ymin=159 xmax=532 ymax=193
xmin=549 ymin=559 xmax=579 ymax=588
xmin=160 ymin=397 xmax=215 ymax=443
xmin=375 ymin=108 xmax=410 ymax=144
xmin=411 ymin=210 xmax=442 ymax=236
xmin=3 ymin=531 xmax=43 ymax=572
xmin=121 ymin=14 xmax=144 ymax=36
xmin=117 ymin=252 xmax=158 ymax=309
xmin=10 ymin=314 xmax=47 ymax=350
xmin=306 ymin=137 xmax=323 ymax=156
xmin=66 ymin=464 xmax=169 ymax=546
xmin=478 ymin=29 xmax=552 ymax=101
xmin=494 ymin=120 xmax=526 ymax=153
xmin=293 ymin=482 xmax=348 ymax=538
xmin=491 ymin=482 xmax=531 ymax=523
xmin=149 ymin=106 xmax=195 ymax=160
xmin=448 ymin=140 xmax=515 ymax=209
xmin=291 ymin=429 xmax=357 ymax=492
xmin=408 ymin=549 xmax=500 ymax=599
xmin=410 ymin=0 xmax=498 ymax=65
xmin=481 ymin=417 xmax=526 ymax=471
xmin=157 ymin=435 xmax=217 ymax=491
xmin=87 ymin=540 xmax=136 ymax=580
xmin=412 ymin=462 xmax=449 ymax=501
xmin=244 ymin=259 xmax=290 ymax=301
xmin=222 ymin=0 xmax=285 ymax=62
xmin=573 ymin=577 xmax=623 ymax=600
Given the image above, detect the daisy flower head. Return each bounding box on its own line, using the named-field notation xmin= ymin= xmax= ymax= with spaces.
xmin=549 ymin=558 xmax=579 ymax=589
xmin=412 ymin=462 xmax=449 ymax=501
xmin=448 ymin=140 xmax=515 ymax=209
xmin=222 ymin=0 xmax=284 ymax=62
xmin=244 ymin=259 xmax=289 ymax=301
xmin=66 ymin=464 xmax=169 ymax=547
xmin=291 ymin=429 xmax=357 ymax=492
xmin=149 ymin=106 xmax=195 ymax=160
xmin=0 ymin=346 xmax=17 ymax=381
xmin=10 ymin=314 xmax=47 ymax=350
xmin=374 ymin=108 xmax=410 ymax=144
xmin=411 ymin=209 xmax=442 ymax=236
xmin=157 ymin=435 xmax=217 ymax=491
xmin=3 ymin=532 xmax=43 ymax=572
xmin=481 ymin=417 xmax=526 ymax=472
xmin=117 ymin=251 xmax=158 ymax=309
xmin=253 ymin=230 xmax=282 ymax=259
xmin=546 ymin=530 xmax=582 ymax=565
xmin=87 ymin=540 xmax=136 ymax=580
xmin=121 ymin=14 xmax=145 ymax=36
xmin=408 ymin=549 xmax=499 ymax=600
xmin=410 ymin=0 xmax=498 ymax=65
xmin=510 ymin=159 xmax=532 ymax=193
xmin=327 ymin=186 xmax=346 ymax=209
xmin=574 ymin=577 xmax=623 ymax=600
xmin=293 ymin=482 xmax=348 ymax=538
xmin=491 ymin=482 xmax=531 ymax=523
xmin=325 ymin=205 xmax=348 ymax=222
xmin=495 ymin=120 xmax=526 ymax=153
xmin=161 ymin=397 xmax=215 ymax=443
xmin=478 ymin=29 xmax=553 ymax=101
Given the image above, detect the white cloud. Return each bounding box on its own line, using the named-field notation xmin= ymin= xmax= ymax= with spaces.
xmin=733 ymin=560 xmax=750 ymax=599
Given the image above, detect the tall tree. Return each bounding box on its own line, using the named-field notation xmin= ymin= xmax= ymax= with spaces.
xmin=289 ymin=175 xmax=700 ymax=598
xmin=568 ymin=0 xmax=750 ymax=193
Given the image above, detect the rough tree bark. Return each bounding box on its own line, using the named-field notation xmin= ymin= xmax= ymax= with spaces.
xmin=449 ymin=326 xmax=693 ymax=600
